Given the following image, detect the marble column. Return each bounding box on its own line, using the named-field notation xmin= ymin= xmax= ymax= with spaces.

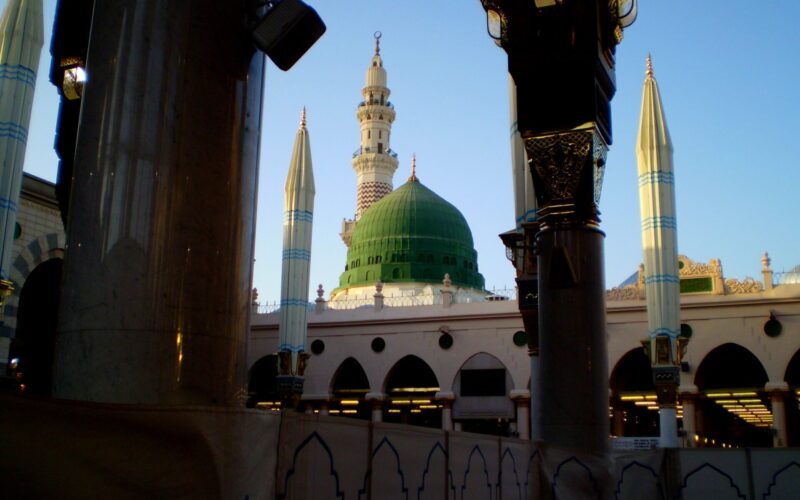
xmin=437 ymin=391 xmax=455 ymax=431
xmin=767 ymin=382 xmax=789 ymax=448
xmin=53 ymin=0 xmax=264 ymax=405
xmin=679 ymin=385 xmax=698 ymax=448
xmin=510 ymin=389 xmax=531 ymax=440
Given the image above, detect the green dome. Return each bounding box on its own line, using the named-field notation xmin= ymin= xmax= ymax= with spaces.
xmin=336 ymin=179 xmax=485 ymax=291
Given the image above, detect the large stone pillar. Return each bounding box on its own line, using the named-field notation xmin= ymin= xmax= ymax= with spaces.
xmin=524 ymin=127 xmax=610 ymax=454
xmin=767 ymin=382 xmax=789 ymax=448
xmin=53 ymin=0 xmax=264 ymax=405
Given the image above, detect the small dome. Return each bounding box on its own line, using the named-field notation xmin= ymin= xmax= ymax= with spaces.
xmin=337 ymin=179 xmax=484 ymax=290
xmin=779 ymin=265 xmax=800 ymax=285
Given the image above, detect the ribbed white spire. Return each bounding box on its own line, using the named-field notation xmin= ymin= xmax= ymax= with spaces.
xmin=279 ymin=108 xmax=316 ymax=378
xmin=636 ymin=55 xmax=680 ymax=446
xmin=0 ymin=0 xmax=43 ymax=281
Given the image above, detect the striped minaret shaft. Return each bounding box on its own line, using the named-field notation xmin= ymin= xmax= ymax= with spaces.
xmin=636 ymin=55 xmax=679 ymax=354
xmin=0 ymin=0 xmax=43 ymax=283
xmin=352 ymin=32 xmax=398 ymax=219
xmin=279 ymin=108 xmax=315 ymax=379
xmin=636 ymin=55 xmax=680 ymax=447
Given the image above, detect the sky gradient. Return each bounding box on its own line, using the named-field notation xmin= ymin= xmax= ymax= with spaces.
xmin=13 ymin=1 xmax=800 ymax=302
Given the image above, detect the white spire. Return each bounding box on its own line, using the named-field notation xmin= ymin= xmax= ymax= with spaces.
xmin=279 ymin=107 xmax=316 ymax=380
xmin=0 ymin=0 xmax=43 ymax=283
xmin=635 ymin=54 xmax=681 ymax=448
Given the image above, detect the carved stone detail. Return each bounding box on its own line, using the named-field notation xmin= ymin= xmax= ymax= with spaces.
xmin=724 ymin=277 xmax=762 ymax=295
xmin=523 ymin=128 xmax=606 ymax=226
xmin=678 ymin=255 xmax=723 ymax=279
xmin=605 ymin=285 xmax=641 ymax=301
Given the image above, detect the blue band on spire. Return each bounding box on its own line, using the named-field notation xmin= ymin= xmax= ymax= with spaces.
xmin=278 ymin=343 xmax=306 ymax=352
xmin=649 ymin=328 xmax=679 ymax=338
xmin=0 ymin=64 xmax=36 ymax=88
xmin=638 ymin=171 xmax=674 ymax=186
xmin=515 ymin=207 xmax=539 ymax=225
xmin=0 ymin=196 xmax=19 ymax=212
xmin=645 ymin=274 xmax=679 ymax=284
xmin=641 ymin=216 xmax=677 ymax=231
xmin=0 ymin=121 xmax=28 ymax=143
xmin=280 ymin=298 xmax=310 ymax=307
xmin=284 ymin=209 xmax=313 ymax=223
xmin=282 ymin=249 xmax=311 ymax=261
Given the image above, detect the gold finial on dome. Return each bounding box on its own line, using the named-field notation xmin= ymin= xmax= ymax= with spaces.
xmin=409 ymin=153 xmax=418 ymax=181
xmin=300 ymin=106 xmax=307 ymax=129
xmin=374 ymin=31 xmax=382 ymax=55
xmin=646 ymin=53 xmax=654 ymax=79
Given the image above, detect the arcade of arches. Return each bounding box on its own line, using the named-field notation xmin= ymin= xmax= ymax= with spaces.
xmin=250 ymin=343 xmax=800 ymax=447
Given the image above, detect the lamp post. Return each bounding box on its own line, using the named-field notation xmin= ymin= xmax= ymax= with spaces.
xmin=482 ymin=0 xmax=636 ymax=455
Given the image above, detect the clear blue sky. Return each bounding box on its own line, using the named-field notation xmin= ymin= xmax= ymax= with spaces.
xmin=14 ymin=1 xmax=800 ymax=301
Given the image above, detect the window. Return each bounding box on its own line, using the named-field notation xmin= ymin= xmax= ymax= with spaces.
xmin=378 ymin=143 xmax=383 ymax=153
xmin=375 ymin=255 xmax=382 ymax=264
xmin=379 ymin=130 xmax=382 ymax=139
xmin=460 ymin=369 xmax=506 ymax=397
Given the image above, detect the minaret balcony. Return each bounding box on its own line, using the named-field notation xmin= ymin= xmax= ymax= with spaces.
xmin=353 ymin=147 xmax=399 ymax=159
xmin=358 ymin=100 xmax=394 ymax=110
xmin=356 ymin=104 xmax=396 ymax=123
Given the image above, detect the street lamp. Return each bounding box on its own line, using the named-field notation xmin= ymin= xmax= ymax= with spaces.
xmin=481 ymin=0 xmax=637 ymax=456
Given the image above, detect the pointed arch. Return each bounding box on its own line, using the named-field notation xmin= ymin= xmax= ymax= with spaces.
xmin=784 ymin=350 xmax=800 ymax=446
xmin=383 ymin=355 xmax=440 ymax=429
xmin=3 ymin=232 xmax=65 ymax=339
xmin=609 ymin=347 xmax=658 ymax=437
xmin=9 ymin=258 xmax=63 ymax=395
xmin=452 ymin=352 xmax=514 ymax=436
xmin=695 ymin=343 xmax=768 ymax=390
xmin=694 ymin=343 xmax=771 ymax=447
xmin=247 ymin=354 xmax=278 ymax=407
xmin=331 ymin=357 xmax=370 ymax=396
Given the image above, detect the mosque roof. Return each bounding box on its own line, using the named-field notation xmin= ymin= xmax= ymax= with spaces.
xmin=335 ymin=173 xmax=485 ymax=291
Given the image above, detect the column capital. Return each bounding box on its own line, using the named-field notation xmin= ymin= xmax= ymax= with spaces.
xmin=435 ymin=391 xmax=455 ymax=401
xmin=510 ymin=389 xmax=531 ymax=401
xmin=523 ymin=126 xmax=607 ymax=229
xmin=365 ymin=391 xmax=387 ymax=401
xmin=765 ymin=381 xmax=790 ymax=393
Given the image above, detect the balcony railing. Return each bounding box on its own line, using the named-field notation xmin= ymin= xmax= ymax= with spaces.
xmin=358 ymin=100 xmax=394 ymax=109
xmin=352 ymin=147 xmax=399 ymax=159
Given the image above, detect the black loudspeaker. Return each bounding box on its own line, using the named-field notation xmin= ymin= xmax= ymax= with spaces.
xmin=252 ymin=0 xmax=326 ymax=71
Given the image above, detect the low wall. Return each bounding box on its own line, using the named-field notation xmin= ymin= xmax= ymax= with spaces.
xmin=2 ymin=395 xmax=799 ymax=498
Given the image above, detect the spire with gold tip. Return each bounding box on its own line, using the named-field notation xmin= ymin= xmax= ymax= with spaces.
xmin=636 ymin=54 xmax=681 ymax=448
xmin=277 ymin=106 xmax=316 ymax=401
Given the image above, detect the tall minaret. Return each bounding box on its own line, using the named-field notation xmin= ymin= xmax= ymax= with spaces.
xmin=340 ymin=32 xmax=398 ymax=247
xmin=0 ymin=0 xmax=43 ymax=303
xmin=277 ymin=108 xmax=316 ymax=400
xmin=636 ymin=55 xmax=681 ymax=448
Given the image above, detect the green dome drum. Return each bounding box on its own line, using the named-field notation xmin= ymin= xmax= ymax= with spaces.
xmin=337 ymin=176 xmax=485 ymax=291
